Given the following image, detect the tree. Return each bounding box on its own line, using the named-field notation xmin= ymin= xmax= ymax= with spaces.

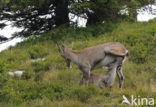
xmin=0 ymin=0 xmax=70 ymax=39
xmin=71 ymin=0 xmax=155 ymax=25
xmin=0 ymin=0 xmax=155 ymax=42
xmin=54 ymin=0 xmax=69 ymax=26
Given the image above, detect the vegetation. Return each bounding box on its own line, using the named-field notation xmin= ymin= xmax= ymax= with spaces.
xmin=0 ymin=0 xmax=155 ymax=40
xmin=0 ymin=20 xmax=156 ymax=106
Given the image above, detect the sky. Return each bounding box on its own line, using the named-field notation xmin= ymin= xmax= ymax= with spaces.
xmin=0 ymin=21 xmax=23 ymax=51
xmin=137 ymin=4 xmax=156 ymax=21
xmin=0 ymin=10 xmax=156 ymax=52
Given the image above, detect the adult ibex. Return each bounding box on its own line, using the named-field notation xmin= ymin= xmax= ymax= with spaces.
xmin=57 ymin=41 xmax=129 ymax=89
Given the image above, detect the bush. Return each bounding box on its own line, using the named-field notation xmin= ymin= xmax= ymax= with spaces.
xmin=71 ymin=86 xmax=97 ymax=102
xmin=111 ymin=25 xmax=156 ymax=64
xmin=0 ymin=79 xmax=43 ymax=104
xmin=31 ymin=60 xmax=51 ymax=72
xmin=0 ymin=21 xmax=156 ymax=106
xmin=0 ymin=79 xmax=24 ymax=104
xmin=130 ymin=42 xmax=149 ymax=64
xmin=0 ymin=79 xmax=97 ymax=105
xmin=22 ymin=71 xmax=33 ymax=80
xmin=0 ymin=60 xmax=6 ymax=73
xmin=49 ymin=22 xmax=117 ymax=41
xmin=29 ymin=45 xmax=48 ymax=59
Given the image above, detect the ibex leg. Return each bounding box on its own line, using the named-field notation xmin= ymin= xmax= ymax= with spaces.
xmin=80 ymin=67 xmax=91 ymax=86
xmin=117 ymin=64 xmax=124 ymax=89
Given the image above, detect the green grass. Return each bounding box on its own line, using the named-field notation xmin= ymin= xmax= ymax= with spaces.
xmin=0 ymin=20 xmax=156 ymax=106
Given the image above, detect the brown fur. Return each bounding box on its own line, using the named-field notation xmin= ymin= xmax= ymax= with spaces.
xmin=57 ymin=42 xmax=129 ymax=88
xmin=89 ymin=57 xmax=124 ymax=89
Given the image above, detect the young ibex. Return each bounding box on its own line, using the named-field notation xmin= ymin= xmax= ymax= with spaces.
xmin=57 ymin=41 xmax=129 ymax=89
xmin=89 ymin=56 xmax=124 ymax=89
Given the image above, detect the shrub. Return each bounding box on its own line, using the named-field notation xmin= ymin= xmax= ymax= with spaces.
xmin=0 ymin=60 xmax=6 ymax=73
xmin=16 ymin=35 xmax=39 ymax=48
xmin=42 ymin=82 xmax=69 ymax=101
xmin=31 ymin=60 xmax=51 ymax=72
xmin=72 ymin=86 xmax=97 ymax=102
xmin=22 ymin=71 xmax=33 ymax=80
xmin=0 ymin=79 xmax=24 ymax=104
xmin=29 ymin=45 xmax=48 ymax=59
xmin=57 ymin=70 xmax=80 ymax=84
xmin=111 ymin=32 xmax=156 ymax=64
xmin=0 ymin=21 xmax=156 ymax=106
xmin=49 ymin=22 xmax=117 ymax=41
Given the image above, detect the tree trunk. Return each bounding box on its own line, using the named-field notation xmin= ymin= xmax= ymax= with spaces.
xmin=86 ymin=12 xmax=100 ymax=26
xmin=55 ymin=0 xmax=69 ymax=26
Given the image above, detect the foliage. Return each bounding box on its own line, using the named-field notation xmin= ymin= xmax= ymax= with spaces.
xmin=0 ymin=0 xmax=9 ymax=8
xmin=0 ymin=0 xmax=155 ymax=41
xmin=0 ymin=21 xmax=156 ymax=106
xmin=22 ymin=71 xmax=33 ymax=80
xmin=50 ymin=22 xmax=117 ymax=41
xmin=72 ymin=0 xmax=155 ymax=25
xmin=0 ymin=0 xmax=70 ymax=39
xmin=29 ymin=45 xmax=48 ymax=59
xmin=0 ymin=59 xmax=7 ymax=73
xmin=50 ymin=21 xmax=156 ymax=64
xmin=110 ymin=22 xmax=156 ymax=63
xmin=31 ymin=60 xmax=51 ymax=72
xmin=72 ymin=86 xmax=97 ymax=102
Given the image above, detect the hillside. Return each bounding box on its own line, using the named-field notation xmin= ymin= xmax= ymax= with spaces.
xmin=0 ymin=21 xmax=156 ymax=106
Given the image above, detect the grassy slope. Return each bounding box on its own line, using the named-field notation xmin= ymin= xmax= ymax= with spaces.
xmin=0 ymin=21 xmax=156 ymax=107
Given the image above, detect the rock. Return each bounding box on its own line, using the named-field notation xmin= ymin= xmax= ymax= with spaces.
xmin=14 ymin=70 xmax=25 ymax=76
xmin=31 ymin=58 xmax=46 ymax=62
xmin=7 ymin=70 xmax=25 ymax=76
xmin=8 ymin=72 xmax=14 ymax=76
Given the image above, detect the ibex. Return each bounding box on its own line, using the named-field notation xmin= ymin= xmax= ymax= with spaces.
xmin=89 ymin=56 xmax=124 ymax=89
xmin=57 ymin=41 xmax=129 ymax=89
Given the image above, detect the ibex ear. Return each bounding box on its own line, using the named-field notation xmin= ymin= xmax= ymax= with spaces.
xmin=71 ymin=42 xmax=74 ymax=49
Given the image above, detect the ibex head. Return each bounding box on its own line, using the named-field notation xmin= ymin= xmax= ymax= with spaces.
xmin=56 ymin=40 xmax=74 ymax=68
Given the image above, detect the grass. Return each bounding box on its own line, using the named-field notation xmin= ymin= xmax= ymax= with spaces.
xmin=0 ymin=20 xmax=156 ymax=106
